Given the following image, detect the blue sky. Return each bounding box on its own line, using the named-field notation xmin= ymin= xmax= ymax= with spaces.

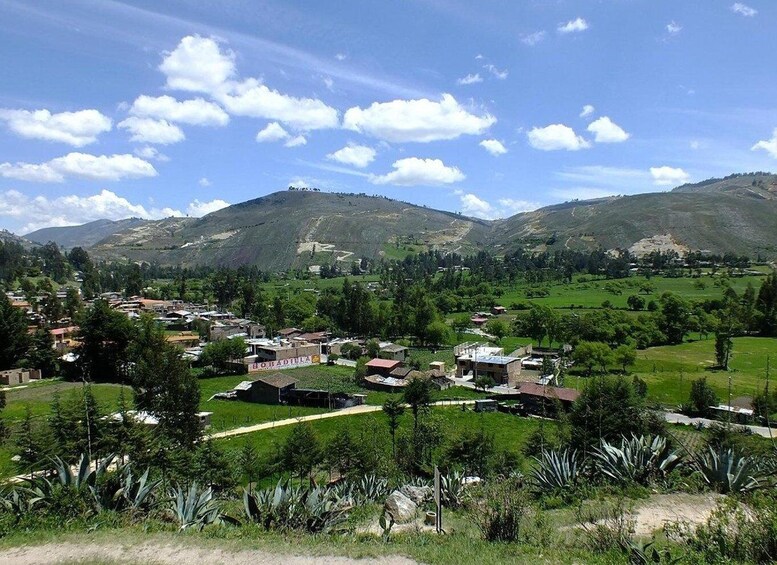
xmin=0 ymin=0 xmax=776 ymax=233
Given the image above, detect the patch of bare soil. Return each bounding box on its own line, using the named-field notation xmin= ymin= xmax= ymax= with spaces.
xmin=632 ymin=493 xmax=722 ymax=537
xmin=0 ymin=541 xmax=418 ymax=565
xmin=628 ymin=234 xmax=689 ymax=257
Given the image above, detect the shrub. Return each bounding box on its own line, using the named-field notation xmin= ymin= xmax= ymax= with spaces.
xmin=670 ymin=495 xmax=777 ymax=564
xmin=576 ymin=499 xmax=635 ymax=555
xmin=469 ymin=477 xmax=530 ymax=542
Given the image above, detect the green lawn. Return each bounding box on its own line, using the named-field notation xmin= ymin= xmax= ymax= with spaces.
xmin=565 ymin=337 xmax=777 ymax=408
xmin=216 ymin=406 xmax=542 ymax=472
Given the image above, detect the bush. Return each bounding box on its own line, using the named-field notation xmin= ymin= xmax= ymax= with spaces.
xmin=469 ymin=477 xmax=530 ymax=542
xmin=684 ymin=377 xmax=718 ymax=417
xmin=671 ymin=495 xmax=777 ymax=564
xmin=576 ymin=499 xmax=635 ymax=555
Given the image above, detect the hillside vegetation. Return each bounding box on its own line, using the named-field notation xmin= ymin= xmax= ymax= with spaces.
xmin=16 ymin=172 xmax=777 ymax=269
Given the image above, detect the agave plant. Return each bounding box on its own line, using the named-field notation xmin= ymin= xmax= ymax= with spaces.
xmin=244 ymin=481 xmax=350 ymax=532
xmin=694 ymin=447 xmax=772 ymax=494
xmin=51 ymin=453 xmax=115 ymax=490
xmin=244 ymin=480 xmax=304 ymax=529
xmin=0 ymin=486 xmax=45 ymax=523
xmin=440 ymin=470 xmax=465 ymax=508
xmin=592 ymin=435 xmax=682 ymax=485
xmin=90 ymin=464 xmax=161 ymax=513
xmin=355 ymin=474 xmax=389 ymax=503
xmin=302 ymin=487 xmax=350 ymax=532
xmin=169 ymin=483 xmax=235 ymax=531
xmin=531 ymin=448 xmax=581 ymax=492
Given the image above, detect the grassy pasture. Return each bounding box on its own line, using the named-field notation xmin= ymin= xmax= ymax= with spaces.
xmin=496 ymin=272 xmax=768 ymax=311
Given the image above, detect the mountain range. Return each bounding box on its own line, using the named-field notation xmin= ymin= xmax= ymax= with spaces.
xmin=21 ymin=172 xmax=777 ymax=269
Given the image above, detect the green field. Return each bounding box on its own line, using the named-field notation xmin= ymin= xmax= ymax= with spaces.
xmin=216 ymin=406 xmax=541 ymax=471
xmin=564 ymin=337 xmax=776 ymax=408
xmin=496 ymin=271 xmax=769 ymax=311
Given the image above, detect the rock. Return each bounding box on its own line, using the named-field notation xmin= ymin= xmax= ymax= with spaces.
xmin=384 ymin=490 xmax=417 ymax=524
xmin=399 ymin=485 xmax=432 ymax=504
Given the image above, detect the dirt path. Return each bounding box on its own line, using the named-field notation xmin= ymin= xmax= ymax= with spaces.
xmin=210 ymin=404 xmax=383 ymax=439
xmin=210 ymin=400 xmax=477 ymax=440
xmin=632 ymin=493 xmax=722 ymax=537
xmin=0 ymin=542 xmax=417 ymax=565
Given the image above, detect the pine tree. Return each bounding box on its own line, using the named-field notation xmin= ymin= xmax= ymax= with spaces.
xmin=0 ymin=294 xmax=31 ymax=370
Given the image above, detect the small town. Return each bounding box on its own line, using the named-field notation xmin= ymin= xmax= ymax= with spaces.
xmin=1 ymin=2 xmax=777 ymax=564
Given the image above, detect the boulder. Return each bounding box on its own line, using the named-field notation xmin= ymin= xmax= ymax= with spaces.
xmin=384 ymin=490 xmax=417 ymax=524
xmin=399 ymin=485 xmax=433 ymax=505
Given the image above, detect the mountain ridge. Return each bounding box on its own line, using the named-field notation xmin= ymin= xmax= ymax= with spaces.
xmin=12 ymin=172 xmax=777 ymax=267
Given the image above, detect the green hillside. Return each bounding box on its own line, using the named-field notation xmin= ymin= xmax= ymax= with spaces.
xmin=490 ymin=191 xmax=777 ymax=258
xmin=89 ymin=191 xmax=491 ymax=270
xmin=17 ymin=172 xmax=777 ymax=269
xmin=25 ymin=217 xmax=152 ymax=249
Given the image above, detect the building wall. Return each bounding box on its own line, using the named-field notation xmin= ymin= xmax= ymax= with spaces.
xmin=255 ymin=343 xmax=320 ymax=361
xmin=0 ymin=369 xmax=31 ymax=386
xmin=240 ymin=381 xmax=296 ymax=404
xmin=455 ymin=359 xmax=520 ymax=384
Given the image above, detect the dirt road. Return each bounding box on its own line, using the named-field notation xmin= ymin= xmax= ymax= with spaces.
xmin=0 ymin=542 xmax=417 ymax=565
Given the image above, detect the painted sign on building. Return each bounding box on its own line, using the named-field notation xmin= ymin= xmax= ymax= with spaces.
xmin=248 ymin=355 xmax=320 ymax=372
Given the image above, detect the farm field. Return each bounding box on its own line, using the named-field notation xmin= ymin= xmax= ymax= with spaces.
xmin=495 ymin=271 xmax=769 ymax=311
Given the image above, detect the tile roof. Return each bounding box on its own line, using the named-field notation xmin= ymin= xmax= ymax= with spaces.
xmin=255 ymin=372 xmax=298 ymax=388
xmin=366 ymin=358 xmax=401 ymax=369
xmin=519 ymin=382 xmax=580 ymax=403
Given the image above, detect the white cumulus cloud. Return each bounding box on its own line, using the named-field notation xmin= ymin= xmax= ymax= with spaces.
xmin=129 ymin=95 xmax=229 ymax=126
xmin=187 ymin=198 xmax=229 ymax=216
xmin=752 ymin=129 xmax=777 ymax=159
xmin=327 ymin=144 xmax=377 ymax=168
xmin=198 ymin=177 xmax=211 ymax=187
xmin=218 ymin=79 xmax=339 ymax=130
xmin=457 ymin=73 xmax=483 ymax=85
xmin=459 ymin=192 xmax=538 ymax=220
xmin=133 ymin=146 xmax=169 ymax=162
xmin=0 ymin=189 xmax=177 ymax=233
xmin=479 ymin=139 xmax=507 ymax=156
xmin=255 ymin=122 xmax=306 ymax=147
xmin=0 ymin=108 xmax=111 ymax=147
xmin=731 ymin=3 xmax=757 ymax=16
xmin=284 ymin=135 xmax=307 ymax=148
xmin=580 ymin=104 xmax=595 ymax=118
xmin=118 ymin=117 xmax=185 ymax=144
xmin=650 ymin=166 xmax=689 ymax=186
xmin=256 ymin=122 xmax=290 ymax=143
xmin=587 ymin=116 xmax=630 ymax=143
xmin=343 ymin=94 xmax=495 ymax=143
xmin=369 ymin=157 xmax=464 ymax=186
xmin=0 ymin=153 xmax=157 ymax=183
xmin=558 ymin=18 xmax=589 ymax=34
xmin=527 ymin=124 xmax=590 ymax=151
xmin=159 ymin=35 xmax=338 ymax=131
xmin=159 ymin=35 xmax=236 ymax=94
